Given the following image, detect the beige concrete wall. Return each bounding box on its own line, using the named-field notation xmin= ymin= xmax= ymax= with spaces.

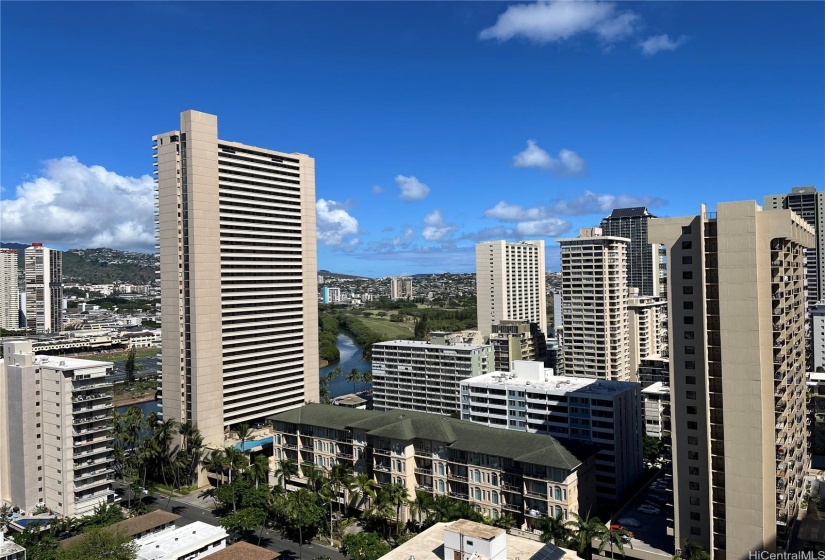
xmin=300 ymin=154 xmax=320 ymax=405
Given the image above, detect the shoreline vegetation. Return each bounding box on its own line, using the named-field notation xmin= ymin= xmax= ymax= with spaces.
xmin=113 ymin=391 xmax=156 ymax=408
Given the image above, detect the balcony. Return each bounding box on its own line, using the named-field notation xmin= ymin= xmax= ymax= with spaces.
xmin=449 ymin=491 xmax=469 ymax=500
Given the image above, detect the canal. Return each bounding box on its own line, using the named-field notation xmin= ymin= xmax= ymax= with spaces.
xmin=118 ymin=333 xmax=370 ymax=418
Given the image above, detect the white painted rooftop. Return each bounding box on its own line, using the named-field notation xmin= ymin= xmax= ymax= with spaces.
xmin=642 ymin=381 xmax=670 ymax=396
xmin=374 ymin=339 xmax=489 ymax=351
xmin=462 ymin=361 xmax=638 ymax=395
xmin=136 ymin=521 xmax=226 ymax=560
xmin=33 ymin=354 xmax=112 ymax=370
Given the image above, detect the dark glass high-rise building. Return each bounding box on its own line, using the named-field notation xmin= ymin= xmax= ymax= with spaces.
xmin=599 ymin=207 xmax=664 ymax=297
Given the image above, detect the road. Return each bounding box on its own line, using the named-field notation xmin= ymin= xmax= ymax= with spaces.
xmin=115 ymin=483 xmax=349 ymax=560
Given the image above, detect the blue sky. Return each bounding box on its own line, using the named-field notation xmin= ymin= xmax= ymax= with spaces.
xmin=1 ymin=1 xmax=823 ymax=276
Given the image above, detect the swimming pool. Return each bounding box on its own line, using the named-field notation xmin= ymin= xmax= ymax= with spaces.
xmin=235 ymin=436 xmax=273 ymax=451
xmin=13 ymin=517 xmax=54 ymax=528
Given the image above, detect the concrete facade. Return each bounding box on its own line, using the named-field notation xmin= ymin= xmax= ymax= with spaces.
xmin=371 ymin=333 xmax=494 ymax=415
xmin=488 ymin=320 xmax=547 ymax=372
xmin=476 ymin=241 xmax=547 ymax=339
xmin=650 ymin=201 xmax=814 ymax=559
xmin=390 ymin=277 xmax=413 ymax=300
xmin=0 ymin=340 xmax=116 ymax=517
xmin=0 ymin=250 xmax=19 ymax=330
xmin=155 ymin=110 xmax=319 ymax=452
xmin=460 ymin=360 xmax=643 ymax=505
xmin=628 ymin=291 xmax=668 ymax=382
xmin=812 ymin=303 xmax=825 ymax=372
xmin=557 ymin=228 xmax=631 ymax=381
xmin=24 ymin=244 xmax=62 ymax=334
xmin=764 ymin=186 xmax=825 ymax=304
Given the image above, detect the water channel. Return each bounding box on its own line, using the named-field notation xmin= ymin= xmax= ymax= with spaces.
xmin=118 ymin=332 xmax=370 ymax=418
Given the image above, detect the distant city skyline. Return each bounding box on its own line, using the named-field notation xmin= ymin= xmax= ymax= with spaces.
xmin=1 ymin=2 xmax=823 ymax=276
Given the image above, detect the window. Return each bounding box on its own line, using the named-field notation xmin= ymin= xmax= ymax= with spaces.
xmin=438 ymin=463 xmax=445 ymax=476
xmin=688 ymin=436 xmax=699 ymax=445
xmin=682 ymin=241 xmax=692 ymax=249
xmin=683 ymin=286 xmax=694 ymax=295
xmin=682 ymin=256 xmax=693 ymax=265
xmin=689 ymin=466 xmax=700 ymax=475
xmin=687 ymin=406 xmax=697 ymax=415
xmin=690 ymin=512 xmax=701 ymax=521
xmin=690 ymin=497 xmax=700 ymax=506
xmin=474 ymin=487 xmax=481 ymax=500
xmin=491 ymin=492 xmax=499 ymax=504
xmin=689 ymin=482 xmax=700 ymax=491
xmin=491 ymin=473 xmax=497 ymax=486
xmin=438 ymin=480 xmax=445 ymax=493
xmin=683 ymin=271 xmax=693 ymax=280
xmin=688 ymin=451 xmax=699 ymax=460
xmin=686 ymin=391 xmax=697 ymax=400
xmin=686 ymin=376 xmax=696 ymax=384
xmin=685 ymin=331 xmax=694 ymax=340
xmin=685 ymin=346 xmax=695 ymax=355
xmin=687 ymin=421 xmax=698 ymax=430
xmin=685 ymin=361 xmax=696 ymax=370
xmin=684 ymin=316 xmax=694 ymax=325
xmin=473 ymin=470 xmax=481 ymax=483
xmin=682 ymin=226 xmax=692 ymax=234
xmin=555 ymin=486 xmax=562 ymax=500
xmin=683 ymin=301 xmax=694 ymax=310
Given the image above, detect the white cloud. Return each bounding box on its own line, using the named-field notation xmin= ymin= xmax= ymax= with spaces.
xmin=480 ymin=1 xmax=639 ymax=45
xmin=512 ymin=140 xmax=586 ymax=177
xmin=552 ymin=190 xmax=666 ymax=215
xmin=395 ymin=175 xmax=430 ymax=201
xmin=316 ymin=198 xmax=359 ymax=246
xmin=482 ymin=201 xmax=572 ymax=238
xmin=0 ymin=156 xmax=155 ymax=251
xmin=640 ymin=34 xmax=687 ymax=55
xmin=422 ymin=209 xmax=456 ymax=241
xmin=372 ymin=185 xmax=384 ymax=194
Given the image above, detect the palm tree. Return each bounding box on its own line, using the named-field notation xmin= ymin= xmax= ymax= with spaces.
xmin=223 ymin=445 xmax=248 ymax=513
xmin=204 ymin=449 xmax=228 ymax=487
xmin=602 ymin=525 xmax=633 ymax=558
xmin=302 ymin=463 xmax=326 ymax=493
xmin=351 ymin=472 xmax=378 ymax=510
xmin=359 ymin=370 xmax=373 ymax=387
xmin=346 ymin=368 xmax=360 ymax=393
xmin=382 ymin=482 xmax=409 ymax=536
xmin=409 ymin=490 xmax=434 ymax=529
xmin=329 ymin=462 xmax=354 ymax=515
xmin=537 ymin=512 xmax=571 ymax=546
xmin=678 ymin=539 xmax=711 ymax=560
xmin=565 ymin=511 xmax=607 ymax=560
xmin=250 ymin=454 xmax=270 ymax=489
xmin=236 ymin=423 xmax=251 ymax=457
xmin=493 ymin=513 xmax=516 ymax=533
xmin=274 ymin=459 xmax=299 ymax=490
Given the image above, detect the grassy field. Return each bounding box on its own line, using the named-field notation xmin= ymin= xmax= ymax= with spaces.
xmin=77 ymin=347 xmax=160 ymax=363
xmin=355 ymin=315 xmax=414 ymax=339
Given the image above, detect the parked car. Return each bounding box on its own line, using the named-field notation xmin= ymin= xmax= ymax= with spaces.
xmin=610 ymin=525 xmax=634 ymax=542
xmin=638 ymin=504 xmax=660 ymax=515
xmin=617 ymin=517 xmax=641 ymax=528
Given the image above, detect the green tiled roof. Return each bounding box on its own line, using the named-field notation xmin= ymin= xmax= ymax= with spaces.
xmin=269 ymin=404 xmax=593 ymax=471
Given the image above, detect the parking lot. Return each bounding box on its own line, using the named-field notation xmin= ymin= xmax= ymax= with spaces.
xmin=607 ymin=469 xmax=675 ymax=557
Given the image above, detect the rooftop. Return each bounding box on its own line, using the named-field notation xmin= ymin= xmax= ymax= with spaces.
xmin=445 ymin=520 xmax=504 ymax=540
xmin=642 ymin=382 xmax=670 ymax=396
xmin=135 ymin=521 xmax=226 ymax=560
xmin=604 ymin=207 xmax=656 ymax=219
xmin=373 ymin=339 xmax=489 ymax=351
xmin=203 ymin=541 xmax=279 ymax=560
xmin=377 ymin=521 xmax=577 ymax=560
xmin=32 ymin=354 xmax=112 ymax=370
xmin=0 ymin=535 xmax=26 ymax=556
xmin=463 ymin=371 xmax=640 ymax=396
xmin=60 ymin=510 xmax=181 ymax=548
xmin=271 ymin=404 xmax=594 ymax=471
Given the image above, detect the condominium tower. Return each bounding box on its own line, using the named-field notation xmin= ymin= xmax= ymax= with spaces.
xmin=390 ymin=276 xmax=413 ymax=301
xmin=764 ymin=186 xmax=825 ymax=304
xmin=599 ymin=207 xmax=665 ymax=297
xmin=24 ymin=243 xmax=63 ymax=334
xmin=556 ymin=228 xmax=631 ymax=381
xmin=0 ymin=250 xmax=19 ymax=330
xmin=650 ymin=201 xmax=813 ymax=558
xmin=155 ymin=110 xmax=319 ymax=450
xmin=0 ymin=340 xmax=116 ymax=517
xmin=371 ymin=333 xmax=493 ymax=415
xmin=476 ymin=241 xmax=547 ymax=339
xmin=460 ymin=360 xmax=643 ymax=505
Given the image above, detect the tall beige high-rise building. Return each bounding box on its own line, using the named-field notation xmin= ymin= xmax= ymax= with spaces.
xmin=0 ymin=249 xmax=19 ymax=330
xmin=24 ymin=243 xmax=63 ymax=334
xmin=650 ymin=201 xmax=813 ymax=559
xmin=390 ymin=276 xmax=413 ymax=300
xmin=0 ymin=340 xmax=116 ymax=518
xmin=154 ymin=110 xmax=319 ymax=451
xmin=475 ymin=240 xmax=547 ymax=339
xmin=556 ymin=228 xmax=631 ymax=381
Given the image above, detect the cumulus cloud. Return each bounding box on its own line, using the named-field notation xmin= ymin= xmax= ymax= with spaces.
xmin=552 ymin=190 xmax=666 ymax=215
xmin=480 ymin=0 xmax=639 ymax=45
xmin=372 ymin=185 xmax=384 ymax=194
xmin=0 ymin=156 xmax=155 ymax=251
xmin=640 ymin=34 xmax=688 ymax=55
xmin=316 ymin=198 xmax=359 ymax=246
xmin=396 ymin=175 xmax=430 ymax=201
xmin=422 ymin=209 xmax=457 ymax=241
xmin=512 ymin=140 xmax=586 ymax=177
xmin=483 ymin=201 xmax=572 ymax=237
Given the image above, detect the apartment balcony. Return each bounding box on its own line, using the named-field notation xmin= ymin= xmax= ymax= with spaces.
xmin=525 ymin=490 xmax=548 ymax=499
xmin=374 ymin=463 xmax=389 ymax=472
xmin=373 ymin=448 xmax=391 ymax=456
xmin=73 ymin=402 xmax=113 ymax=414
xmin=71 ymin=382 xmax=112 ymax=393
xmin=73 ymin=446 xmax=112 ymax=460
xmin=415 ymin=467 xmax=432 ymax=475
xmin=503 ymin=503 xmax=522 ymax=513
xmin=283 ymin=442 xmax=298 ymax=450
xmin=449 ymin=491 xmax=469 ymax=500
xmin=75 ymin=489 xmax=116 ymax=504
xmin=73 ymin=413 xmax=112 ymax=426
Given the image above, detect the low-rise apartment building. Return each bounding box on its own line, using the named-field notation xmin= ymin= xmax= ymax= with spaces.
xmin=0 ymin=340 xmax=116 ymax=517
xmin=372 ymin=334 xmax=494 ymax=415
xmin=488 ymin=320 xmax=547 ymax=372
xmin=459 ymin=361 xmax=643 ymax=505
xmin=641 ymin=382 xmax=671 ymax=441
xmin=269 ymin=404 xmax=597 ymax=530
